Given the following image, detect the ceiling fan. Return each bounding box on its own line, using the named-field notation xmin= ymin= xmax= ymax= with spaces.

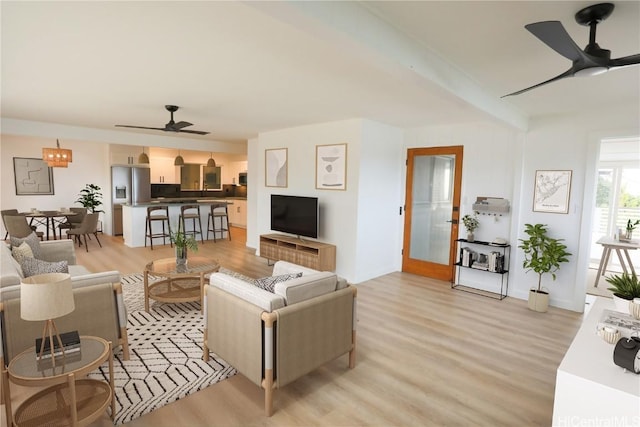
xmin=115 ymin=105 xmax=210 ymax=135
xmin=503 ymin=2 xmax=640 ymax=97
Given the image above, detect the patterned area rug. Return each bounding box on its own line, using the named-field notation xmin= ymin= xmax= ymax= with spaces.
xmin=87 ymin=270 xmax=247 ymax=425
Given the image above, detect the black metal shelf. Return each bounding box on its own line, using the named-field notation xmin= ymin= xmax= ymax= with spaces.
xmin=452 ymin=239 xmax=510 ymax=300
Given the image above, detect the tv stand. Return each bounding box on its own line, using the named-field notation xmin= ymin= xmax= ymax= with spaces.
xmin=259 ymin=234 xmax=336 ymax=271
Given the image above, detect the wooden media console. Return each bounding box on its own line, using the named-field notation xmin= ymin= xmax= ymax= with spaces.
xmin=259 ymin=234 xmax=336 ymax=271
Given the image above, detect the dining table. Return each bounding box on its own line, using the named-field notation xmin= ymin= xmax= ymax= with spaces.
xmin=593 ymin=235 xmax=638 ymax=287
xmin=23 ymin=210 xmax=77 ymax=240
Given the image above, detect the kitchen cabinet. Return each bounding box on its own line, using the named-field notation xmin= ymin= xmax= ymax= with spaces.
xmin=110 ymin=145 xmax=143 ymax=165
xmin=150 ymin=157 xmax=180 ymax=184
xmin=228 ymin=199 xmax=247 ymax=228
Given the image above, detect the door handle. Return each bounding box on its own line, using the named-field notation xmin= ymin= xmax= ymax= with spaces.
xmin=446 ymin=219 xmax=459 ymax=224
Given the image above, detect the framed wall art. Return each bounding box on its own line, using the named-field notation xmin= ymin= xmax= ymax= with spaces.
xmin=533 ymin=170 xmax=572 ymax=214
xmin=316 ymin=143 xmax=347 ymax=190
xmin=265 ymin=148 xmax=288 ymax=188
xmin=13 ymin=157 xmax=54 ymax=195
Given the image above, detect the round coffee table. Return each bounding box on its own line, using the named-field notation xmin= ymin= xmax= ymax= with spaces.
xmin=143 ymin=256 xmax=220 ymax=312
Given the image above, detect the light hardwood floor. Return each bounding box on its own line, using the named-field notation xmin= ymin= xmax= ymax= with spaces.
xmin=3 ymin=229 xmax=584 ymax=426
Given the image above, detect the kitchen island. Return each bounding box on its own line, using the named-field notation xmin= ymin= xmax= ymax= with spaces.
xmin=122 ymin=198 xmax=242 ymax=248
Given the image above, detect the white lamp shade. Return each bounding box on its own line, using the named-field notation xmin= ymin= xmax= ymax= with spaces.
xmin=21 ymin=273 xmax=75 ymax=321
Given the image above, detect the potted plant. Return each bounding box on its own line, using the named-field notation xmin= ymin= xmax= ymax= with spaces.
xmin=170 ymin=229 xmax=198 ymax=265
xmin=605 ymin=273 xmax=640 ymax=314
xmin=461 ymin=213 xmax=479 ymax=242
xmin=75 ymin=184 xmax=104 ymax=213
xmin=625 ymin=219 xmax=640 ymax=240
xmin=518 ymin=223 xmax=571 ymax=312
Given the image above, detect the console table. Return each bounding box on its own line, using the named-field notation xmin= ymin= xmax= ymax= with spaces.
xmin=259 ymin=234 xmax=336 ymax=271
xmin=552 ymin=297 xmax=640 ymax=425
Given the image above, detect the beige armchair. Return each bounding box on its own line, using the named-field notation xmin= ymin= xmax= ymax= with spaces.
xmin=203 ymin=262 xmax=356 ymax=416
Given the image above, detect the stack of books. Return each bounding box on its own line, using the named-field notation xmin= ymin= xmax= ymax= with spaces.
xmin=487 ymin=251 xmax=505 ymax=273
xmin=35 ymin=330 xmax=80 ymax=359
xmin=460 ymin=247 xmax=477 ymax=267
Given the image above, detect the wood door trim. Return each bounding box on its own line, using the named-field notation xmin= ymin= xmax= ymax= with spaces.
xmin=402 ymin=146 xmax=463 ymax=282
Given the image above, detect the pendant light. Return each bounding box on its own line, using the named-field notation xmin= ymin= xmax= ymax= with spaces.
xmin=138 ymin=147 xmax=149 ymax=164
xmin=174 ymin=150 xmax=185 ymax=166
xmin=206 ymin=152 xmax=216 ymax=167
xmin=42 ymin=139 xmax=73 ymax=168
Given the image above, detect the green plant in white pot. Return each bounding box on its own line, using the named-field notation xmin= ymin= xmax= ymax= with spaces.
xmin=518 ymin=223 xmax=571 ymax=312
xmin=605 ymin=273 xmax=640 ymax=314
xmin=75 ymin=184 xmax=104 ymax=213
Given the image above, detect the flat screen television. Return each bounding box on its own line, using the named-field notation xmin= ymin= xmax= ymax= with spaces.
xmin=271 ymin=194 xmax=319 ymax=239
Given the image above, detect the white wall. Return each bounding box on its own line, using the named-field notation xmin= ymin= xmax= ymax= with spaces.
xmin=514 ymin=105 xmax=640 ymax=312
xmin=252 ymin=118 xmax=404 ymax=283
xmin=404 ymin=122 xmax=522 ymax=294
xmin=1 ymin=134 xmax=112 ymax=235
xmin=354 ymin=120 xmax=404 ymax=283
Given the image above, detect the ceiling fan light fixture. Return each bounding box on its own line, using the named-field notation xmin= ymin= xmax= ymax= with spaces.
xmin=206 ymin=153 xmax=216 ymax=167
xmin=138 ymin=147 xmax=149 ymax=164
xmin=574 ymin=66 xmax=609 ymax=77
xmin=174 ymin=151 xmax=185 ymax=166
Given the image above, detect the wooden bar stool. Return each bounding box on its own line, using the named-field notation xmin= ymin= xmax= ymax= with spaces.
xmin=145 ymin=206 xmax=172 ymax=250
xmin=207 ymin=202 xmax=231 ymax=242
xmin=180 ymin=204 xmax=204 ymax=244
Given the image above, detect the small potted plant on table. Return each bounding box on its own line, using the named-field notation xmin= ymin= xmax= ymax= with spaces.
xmin=519 ymin=223 xmax=571 ymax=312
xmin=605 ymin=273 xmax=640 ymax=314
xmin=624 ymin=219 xmax=640 ymax=240
xmin=170 ymin=229 xmax=198 ymax=265
xmin=462 ymin=213 xmax=479 ymax=242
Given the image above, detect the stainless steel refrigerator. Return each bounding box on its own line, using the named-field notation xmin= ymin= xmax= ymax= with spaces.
xmin=112 ymin=166 xmax=151 ymax=235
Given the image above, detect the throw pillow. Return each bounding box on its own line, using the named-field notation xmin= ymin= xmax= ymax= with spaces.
xmin=10 ymin=232 xmax=43 ymax=259
xmin=21 ymin=257 xmax=69 ymax=278
xmin=11 ymin=242 xmax=34 ymax=264
xmin=254 ymin=272 xmax=303 ymax=293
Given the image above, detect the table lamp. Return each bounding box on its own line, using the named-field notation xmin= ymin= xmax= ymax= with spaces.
xmin=21 ymin=273 xmax=75 ymax=364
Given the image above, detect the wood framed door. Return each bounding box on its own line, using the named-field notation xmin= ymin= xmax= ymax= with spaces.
xmin=402 ymin=146 xmax=463 ymax=281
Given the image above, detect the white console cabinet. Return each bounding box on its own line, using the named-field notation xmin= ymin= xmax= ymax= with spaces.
xmin=552 ymin=297 xmax=640 ymax=426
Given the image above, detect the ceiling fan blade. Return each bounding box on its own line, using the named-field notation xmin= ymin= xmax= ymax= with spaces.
xmin=525 ymin=21 xmax=587 ymax=62
xmin=176 ymin=129 xmax=210 ymax=135
xmin=171 ymin=121 xmax=193 ymax=130
xmin=115 ymin=125 xmax=166 ymax=131
xmin=610 ymin=53 xmax=640 ymax=68
xmin=502 ymin=68 xmax=575 ymax=97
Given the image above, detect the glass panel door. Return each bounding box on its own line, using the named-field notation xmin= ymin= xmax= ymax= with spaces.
xmin=402 ymin=146 xmax=463 ymax=281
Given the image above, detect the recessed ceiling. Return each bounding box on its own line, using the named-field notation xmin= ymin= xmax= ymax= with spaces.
xmin=2 ymin=1 xmax=638 ymax=144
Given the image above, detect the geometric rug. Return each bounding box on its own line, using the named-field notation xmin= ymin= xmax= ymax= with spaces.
xmin=87 ymin=272 xmax=239 ymax=425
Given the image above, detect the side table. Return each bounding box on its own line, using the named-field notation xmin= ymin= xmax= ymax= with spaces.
xmin=3 ymin=336 xmax=115 ymax=427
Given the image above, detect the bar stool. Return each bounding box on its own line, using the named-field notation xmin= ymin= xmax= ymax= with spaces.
xmin=207 ymin=202 xmax=231 ymax=242
xmin=180 ymin=204 xmax=204 ymax=244
xmin=145 ymin=206 xmax=172 ymax=250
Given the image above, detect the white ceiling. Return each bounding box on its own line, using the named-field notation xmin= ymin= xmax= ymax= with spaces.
xmin=2 ymin=1 xmax=639 ymax=144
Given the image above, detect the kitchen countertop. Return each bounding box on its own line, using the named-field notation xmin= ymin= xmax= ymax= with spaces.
xmin=125 ymin=196 xmax=246 ymax=207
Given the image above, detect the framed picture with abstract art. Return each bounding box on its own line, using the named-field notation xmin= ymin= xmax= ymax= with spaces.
xmin=265 ymin=148 xmax=288 ymax=188
xmin=316 ymin=143 xmax=347 ymax=190
xmin=533 ymin=170 xmax=572 ymax=213
xmin=13 ymin=157 xmax=55 ymax=195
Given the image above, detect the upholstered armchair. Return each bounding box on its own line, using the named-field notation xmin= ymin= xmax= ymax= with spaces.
xmin=203 ymin=261 xmax=357 ymax=416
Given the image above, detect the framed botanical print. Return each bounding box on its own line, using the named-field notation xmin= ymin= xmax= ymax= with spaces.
xmin=533 ymin=170 xmax=572 ymax=213
xmin=316 ymin=143 xmax=347 ymax=190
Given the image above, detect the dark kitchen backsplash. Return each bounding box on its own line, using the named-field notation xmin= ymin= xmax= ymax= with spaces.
xmin=151 ymin=183 xmax=245 ymax=199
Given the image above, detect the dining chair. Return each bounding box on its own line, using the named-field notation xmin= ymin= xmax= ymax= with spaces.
xmin=57 ymin=207 xmax=88 ymax=239
xmin=2 ymin=209 xmax=20 ymax=240
xmin=4 ymin=215 xmax=44 ymax=240
xmin=66 ymin=213 xmax=102 ymax=252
